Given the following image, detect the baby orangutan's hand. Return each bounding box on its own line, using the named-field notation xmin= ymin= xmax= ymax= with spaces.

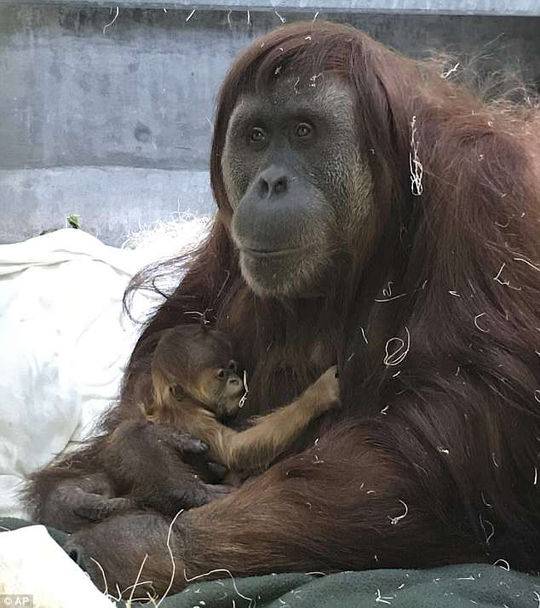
xmin=303 ymin=365 xmax=340 ymax=411
xmin=149 ymin=423 xmax=209 ymax=455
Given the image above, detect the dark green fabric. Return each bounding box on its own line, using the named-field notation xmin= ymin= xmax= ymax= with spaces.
xmin=143 ymin=566 xmax=540 ymax=608
xmin=2 ymin=518 xmax=539 ymax=607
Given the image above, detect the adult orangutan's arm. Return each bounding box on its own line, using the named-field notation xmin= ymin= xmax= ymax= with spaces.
xmin=67 ymin=421 xmax=484 ymax=595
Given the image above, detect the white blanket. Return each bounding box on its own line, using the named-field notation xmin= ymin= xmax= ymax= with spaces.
xmin=0 ymin=525 xmax=115 ymax=607
xmin=0 ymin=220 xmax=209 ymax=519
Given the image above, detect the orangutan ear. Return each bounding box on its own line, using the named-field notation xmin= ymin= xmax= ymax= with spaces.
xmin=171 ymin=384 xmax=186 ymax=400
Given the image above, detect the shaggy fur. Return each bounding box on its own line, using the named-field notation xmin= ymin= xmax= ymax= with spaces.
xmin=28 ymin=21 xmax=539 ymax=592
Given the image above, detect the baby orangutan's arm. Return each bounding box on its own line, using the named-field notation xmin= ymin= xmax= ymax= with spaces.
xmin=199 ymin=366 xmax=339 ymax=474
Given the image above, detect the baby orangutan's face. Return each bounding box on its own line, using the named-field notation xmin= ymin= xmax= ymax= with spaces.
xmin=195 ymin=360 xmax=245 ymax=419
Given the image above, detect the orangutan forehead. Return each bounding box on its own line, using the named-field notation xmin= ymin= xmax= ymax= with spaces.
xmin=233 ymin=76 xmax=355 ymax=123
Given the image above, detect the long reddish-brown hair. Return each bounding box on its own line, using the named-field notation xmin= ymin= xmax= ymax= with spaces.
xmin=121 ymin=21 xmax=539 ymax=561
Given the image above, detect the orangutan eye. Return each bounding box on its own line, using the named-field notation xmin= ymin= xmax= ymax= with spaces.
xmin=250 ymin=127 xmax=267 ymax=143
xmin=217 ymin=369 xmax=226 ymax=379
xmin=295 ymin=122 xmax=313 ymax=138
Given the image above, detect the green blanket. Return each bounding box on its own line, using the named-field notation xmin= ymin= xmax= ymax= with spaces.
xmin=2 ymin=518 xmax=539 ymax=607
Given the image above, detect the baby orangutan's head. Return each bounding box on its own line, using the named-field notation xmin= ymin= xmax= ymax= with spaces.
xmin=151 ymin=325 xmax=244 ymax=419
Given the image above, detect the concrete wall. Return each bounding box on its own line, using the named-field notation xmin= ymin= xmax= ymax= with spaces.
xmin=0 ymin=4 xmax=539 ymax=245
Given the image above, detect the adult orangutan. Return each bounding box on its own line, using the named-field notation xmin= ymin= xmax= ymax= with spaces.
xmin=28 ymin=20 xmax=539 ymax=594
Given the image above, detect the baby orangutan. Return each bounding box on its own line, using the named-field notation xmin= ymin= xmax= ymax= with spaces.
xmin=146 ymin=325 xmax=340 ymax=475
xmin=34 ymin=325 xmax=339 ymax=529
xmin=102 ymin=325 xmax=339 ymax=515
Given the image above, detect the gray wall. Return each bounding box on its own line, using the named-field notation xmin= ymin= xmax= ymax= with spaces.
xmin=0 ymin=4 xmax=539 ymax=245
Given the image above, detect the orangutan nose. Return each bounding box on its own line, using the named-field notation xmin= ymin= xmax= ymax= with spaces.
xmin=257 ymin=166 xmax=289 ymax=199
